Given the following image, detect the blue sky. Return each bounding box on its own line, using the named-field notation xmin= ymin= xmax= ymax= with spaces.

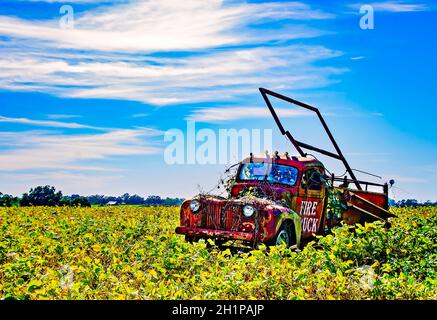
xmin=0 ymin=0 xmax=436 ymax=201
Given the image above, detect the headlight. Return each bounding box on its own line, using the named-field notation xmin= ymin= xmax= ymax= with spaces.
xmin=190 ymin=200 xmax=200 ymax=213
xmin=243 ymin=205 xmax=255 ymax=217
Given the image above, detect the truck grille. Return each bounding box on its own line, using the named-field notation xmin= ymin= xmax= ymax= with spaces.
xmin=203 ymin=203 xmax=242 ymax=231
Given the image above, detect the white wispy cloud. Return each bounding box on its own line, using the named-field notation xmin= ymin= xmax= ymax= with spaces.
xmin=0 ymin=1 xmax=342 ymax=105
xmin=47 ymin=114 xmax=82 ymax=119
xmin=0 ymin=1 xmax=332 ymax=53
xmin=188 ymin=102 xmax=384 ymax=123
xmin=0 ymin=45 xmax=344 ymax=105
xmin=19 ymin=0 xmax=125 ymax=3
xmin=0 ymin=128 xmax=161 ymax=172
xmin=187 ymin=106 xmax=312 ymax=123
xmin=0 ymin=115 xmax=106 ymax=130
xmin=349 ymin=1 xmax=428 ymax=12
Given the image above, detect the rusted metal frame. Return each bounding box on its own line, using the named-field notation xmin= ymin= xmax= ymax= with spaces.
xmin=259 ymin=88 xmax=305 ymax=157
xmin=331 ymin=177 xmax=385 ymax=187
xmin=294 ymin=140 xmax=342 ymax=160
xmin=329 ymin=176 xmax=387 ymax=194
xmin=259 ymin=87 xmax=362 ymax=190
xmin=383 ymin=183 xmax=389 ymax=195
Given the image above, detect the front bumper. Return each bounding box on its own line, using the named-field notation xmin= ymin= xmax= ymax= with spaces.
xmin=175 ymin=226 xmax=254 ymax=241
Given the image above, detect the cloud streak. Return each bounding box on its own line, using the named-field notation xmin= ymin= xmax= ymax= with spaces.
xmin=349 ymin=1 xmax=428 ymax=12
xmin=188 ymin=106 xmax=312 ymax=123
xmin=0 ymin=1 xmax=332 ymax=53
xmin=0 ymin=115 xmax=106 ymax=131
xmin=0 ymin=128 xmax=161 ymax=172
xmin=21 ymin=1 xmax=120 ymax=2
xmin=0 ymin=1 xmax=342 ymax=105
xmin=46 ymin=114 xmax=82 ymax=120
xmin=0 ymin=45 xmax=345 ymax=105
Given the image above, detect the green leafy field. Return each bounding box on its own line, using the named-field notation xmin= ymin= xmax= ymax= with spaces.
xmin=0 ymin=206 xmax=435 ymax=300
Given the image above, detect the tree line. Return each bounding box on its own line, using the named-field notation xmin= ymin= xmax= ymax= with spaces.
xmin=0 ymin=185 xmax=435 ymax=208
xmin=0 ymin=186 xmax=184 ymax=207
xmin=388 ymin=198 xmax=437 ymax=208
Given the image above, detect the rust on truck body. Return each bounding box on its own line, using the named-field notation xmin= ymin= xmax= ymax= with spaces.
xmin=175 ymin=89 xmax=396 ymax=247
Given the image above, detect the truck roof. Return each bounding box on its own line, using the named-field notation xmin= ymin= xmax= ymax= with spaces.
xmin=241 ymin=152 xmax=324 ymax=169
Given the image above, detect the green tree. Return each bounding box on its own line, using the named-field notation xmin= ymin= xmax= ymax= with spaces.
xmin=20 ymin=186 xmax=63 ymax=206
xmin=0 ymin=192 xmax=19 ymax=207
xmin=70 ymin=197 xmax=91 ymax=207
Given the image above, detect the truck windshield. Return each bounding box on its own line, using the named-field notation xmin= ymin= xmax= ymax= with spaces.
xmin=238 ymin=163 xmax=299 ymax=186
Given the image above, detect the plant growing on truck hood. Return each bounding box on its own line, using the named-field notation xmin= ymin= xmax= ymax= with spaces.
xmin=194 ymin=170 xmax=303 ymax=247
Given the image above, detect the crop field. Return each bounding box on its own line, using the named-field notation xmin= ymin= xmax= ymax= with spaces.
xmin=0 ymin=205 xmax=435 ymax=300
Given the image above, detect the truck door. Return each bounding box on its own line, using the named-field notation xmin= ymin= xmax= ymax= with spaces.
xmin=297 ymin=167 xmax=325 ymax=238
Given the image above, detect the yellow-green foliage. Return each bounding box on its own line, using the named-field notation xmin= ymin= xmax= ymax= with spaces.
xmin=0 ymin=206 xmax=435 ymax=300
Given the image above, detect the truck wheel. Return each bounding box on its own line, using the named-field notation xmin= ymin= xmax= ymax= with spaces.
xmin=269 ymin=223 xmax=294 ymax=247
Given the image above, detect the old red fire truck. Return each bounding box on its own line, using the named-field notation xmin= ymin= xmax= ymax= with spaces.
xmin=175 ymin=88 xmax=396 ymax=248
